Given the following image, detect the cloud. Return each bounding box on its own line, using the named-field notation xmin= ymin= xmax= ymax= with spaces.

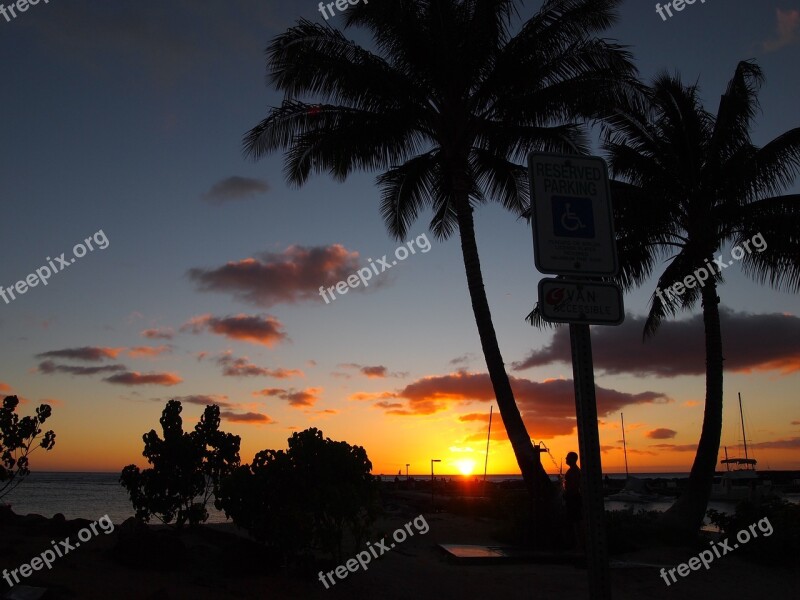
xmin=220 ymin=411 xmax=275 ymax=424
xmin=363 ymin=371 xmax=669 ymax=438
xmin=254 ymin=386 xmax=322 ymax=408
xmin=338 ymin=363 xmax=406 ymax=379
xmin=169 ymin=394 xmax=234 ymax=409
xmin=141 ymin=328 xmax=174 ymax=340
xmin=181 ymin=314 xmax=288 ymax=347
xmin=0 ymin=382 xmax=11 ymax=393
xmin=187 ymin=244 xmax=361 ymax=307
xmin=38 ymin=360 xmax=127 ymax=376
xmin=104 ymin=371 xmax=183 ymax=386
xmin=792 ymin=420 xmax=800 ymax=426
xmin=37 ymin=346 xmax=124 ymax=361
xmin=215 ymin=352 xmax=303 ymax=378
xmin=349 ymin=391 xmax=398 ymax=401
xmin=450 ymin=353 xmax=476 ymax=366
xmin=458 ymin=413 xmax=491 ymax=422
xmin=202 ymin=176 xmax=269 ymax=204
xmin=127 ymin=345 xmax=172 ymax=358
xmin=646 ymin=428 xmax=677 ymax=440
xmin=513 ymin=310 xmax=800 ymax=377
xmin=750 ymin=437 xmax=800 ymax=450
xmin=650 ymin=443 xmax=698 ymax=452
xmin=763 ymin=8 xmax=800 ymax=52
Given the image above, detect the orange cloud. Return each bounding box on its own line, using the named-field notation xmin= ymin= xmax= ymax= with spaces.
xmin=188 ymin=244 xmax=361 ymax=307
xmin=37 ymin=346 xmax=124 ymax=361
xmin=763 ymin=8 xmax=800 ymax=52
xmin=216 ymin=352 xmax=303 ymax=378
xmin=361 ymin=371 xmax=669 ymax=438
xmin=141 ymin=328 xmax=175 ymax=340
xmin=38 ymin=361 xmax=127 ymax=376
xmin=104 ymin=371 xmax=182 ymax=386
xmin=127 ymin=345 xmax=172 ymax=358
xmin=182 ymin=314 xmax=288 ymax=347
xmin=169 ymin=394 xmax=234 ymax=409
xmin=220 ymin=411 xmax=275 ymax=424
xmin=254 ymin=386 xmax=322 ymax=407
xmin=338 ymin=363 xmax=407 ymax=378
xmin=646 ymin=428 xmax=677 ymax=440
xmin=0 ymin=382 xmax=11 ymax=393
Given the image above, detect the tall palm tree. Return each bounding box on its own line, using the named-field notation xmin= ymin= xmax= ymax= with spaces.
xmin=242 ymin=0 xmax=637 ymax=510
xmin=603 ymin=60 xmax=800 ymax=537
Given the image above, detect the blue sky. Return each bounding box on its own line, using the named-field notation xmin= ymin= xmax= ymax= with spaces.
xmin=1 ymin=0 xmax=798 ymax=474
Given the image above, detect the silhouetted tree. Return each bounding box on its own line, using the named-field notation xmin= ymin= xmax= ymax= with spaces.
xmin=602 ymin=61 xmax=800 ymax=537
xmin=120 ymin=400 xmax=241 ymax=528
xmin=0 ymin=395 xmax=56 ymax=500
xmin=216 ymin=428 xmax=378 ymax=560
xmin=242 ymin=0 xmax=638 ymax=521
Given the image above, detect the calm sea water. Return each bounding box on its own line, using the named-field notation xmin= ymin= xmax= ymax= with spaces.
xmin=2 ymin=472 xmax=230 ymax=525
xmin=8 ymin=472 xmax=764 ymax=525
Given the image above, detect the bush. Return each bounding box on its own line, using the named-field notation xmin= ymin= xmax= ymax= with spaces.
xmin=0 ymin=395 xmax=56 ymax=500
xmin=707 ymin=496 xmax=800 ymax=565
xmin=216 ymin=428 xmax=378 ymax=560
xmin=120 ymin=400 xmax=240 ymax=528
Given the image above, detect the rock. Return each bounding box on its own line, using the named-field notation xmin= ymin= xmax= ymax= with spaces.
xmin=112 ymin=517 xmax=186 ymax=571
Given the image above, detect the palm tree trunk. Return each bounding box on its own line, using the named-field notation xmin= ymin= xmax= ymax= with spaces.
xmin=452 ymin=195 xmax=553 ymax=502
xmin=660 ymin=283 xmax=724 ymax=538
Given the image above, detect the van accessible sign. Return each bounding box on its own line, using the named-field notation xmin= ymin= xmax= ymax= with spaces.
xmin=538 ymin=279 xmax=624 ymax=325
xmin=528 ymin=153 xmax=618 ymax=276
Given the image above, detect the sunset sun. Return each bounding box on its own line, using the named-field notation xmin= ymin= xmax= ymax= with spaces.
xmin=454 ymin=459 xmax=476 ymax=476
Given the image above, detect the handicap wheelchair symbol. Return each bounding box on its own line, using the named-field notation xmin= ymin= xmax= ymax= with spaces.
xmin=552 ymin=196 xmax=594 ymax=238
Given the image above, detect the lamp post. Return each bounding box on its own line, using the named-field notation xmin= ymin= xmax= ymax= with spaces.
xmin=405 ymin=464 xmax=410 ymax=480
xmin=430 ymin=459 xmax=441 ymax=511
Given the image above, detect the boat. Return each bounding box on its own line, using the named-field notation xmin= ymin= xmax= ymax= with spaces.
xmin=710 ymin=393 xmax=771 ymax=501
xmin=607 ymin=413 xmax=662 ymax=503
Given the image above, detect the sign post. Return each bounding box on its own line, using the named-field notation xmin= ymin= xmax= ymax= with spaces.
xmin=528 ymin=152 xmax=620 ymax=600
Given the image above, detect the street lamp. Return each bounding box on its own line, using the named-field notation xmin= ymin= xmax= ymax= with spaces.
xmin=405 ymin=464 xmax=410 ymax=480
xmin=430 ymin=459 xmax=441 ymax=510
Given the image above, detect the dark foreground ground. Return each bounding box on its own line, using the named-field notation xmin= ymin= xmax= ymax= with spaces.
xmin=1 ymin=497 xmax=797 ymax=600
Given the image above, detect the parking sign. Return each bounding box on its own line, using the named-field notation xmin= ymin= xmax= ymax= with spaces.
xmin=528 ymin=153 xmax=618 ymax=276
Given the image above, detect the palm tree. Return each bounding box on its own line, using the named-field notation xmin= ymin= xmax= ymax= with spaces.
xmin=603 ymin=60 xmax=800 ymax=537
xmin=242 ymin=0 xmax=637 ymax=512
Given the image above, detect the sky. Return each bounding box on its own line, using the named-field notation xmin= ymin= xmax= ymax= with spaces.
xmin=1 ymin=0 xmax=799 ymax=477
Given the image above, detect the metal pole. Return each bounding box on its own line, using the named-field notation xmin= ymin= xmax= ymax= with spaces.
xmin=621 ymin=413 xmax=629 ymax=479
xmin=483 ymin=405 xmax=493 ymax=483
xmin=569 ymin=323 xmax=612 ymax=600
xmin=406 ymin=464 xmax=410 ymax=480
xmin=738 ymin=393 xmax=749 ymax=464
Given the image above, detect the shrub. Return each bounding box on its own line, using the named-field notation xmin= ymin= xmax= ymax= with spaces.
xmin=0 ymin=395 xmax=56 ymax=500
xmin=216 ymin=428 xmax=378 ymax=560
xmin=120 ymin=400 xmax=240 ymax=528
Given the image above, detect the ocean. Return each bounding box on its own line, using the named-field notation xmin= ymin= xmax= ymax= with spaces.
xmin=6 ymin=471 xmax=761 ymax=525
xmin=2 ymin=472 xmax=230 ymax=525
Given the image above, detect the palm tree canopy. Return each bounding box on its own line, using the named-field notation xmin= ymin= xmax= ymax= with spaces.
xmin=244 ymin=0 xmax=637 ymax=240
xmin=603 ymin=60 xmax=800 ymax=337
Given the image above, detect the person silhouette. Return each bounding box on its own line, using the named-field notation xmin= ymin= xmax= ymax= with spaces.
xmin=564 ymin=451 xmax=584 ymax=553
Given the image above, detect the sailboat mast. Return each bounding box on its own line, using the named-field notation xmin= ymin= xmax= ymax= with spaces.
xmin=483 ymin=405 xmax=493 ymax=482
xmin=621 ymin=413 xmax=629 ymax=478
xmin=738 ymin=392 xmax=749 ymax=464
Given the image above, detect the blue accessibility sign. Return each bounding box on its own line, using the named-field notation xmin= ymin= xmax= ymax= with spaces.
xmin=551 ymin=196 xmax=595 ymax=238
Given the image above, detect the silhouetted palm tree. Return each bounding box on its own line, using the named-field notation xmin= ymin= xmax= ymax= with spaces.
xmin=603 ymin=60 xmax=800 ymax=536
xmin=243 ymin=0 xmax=637 ymax=511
